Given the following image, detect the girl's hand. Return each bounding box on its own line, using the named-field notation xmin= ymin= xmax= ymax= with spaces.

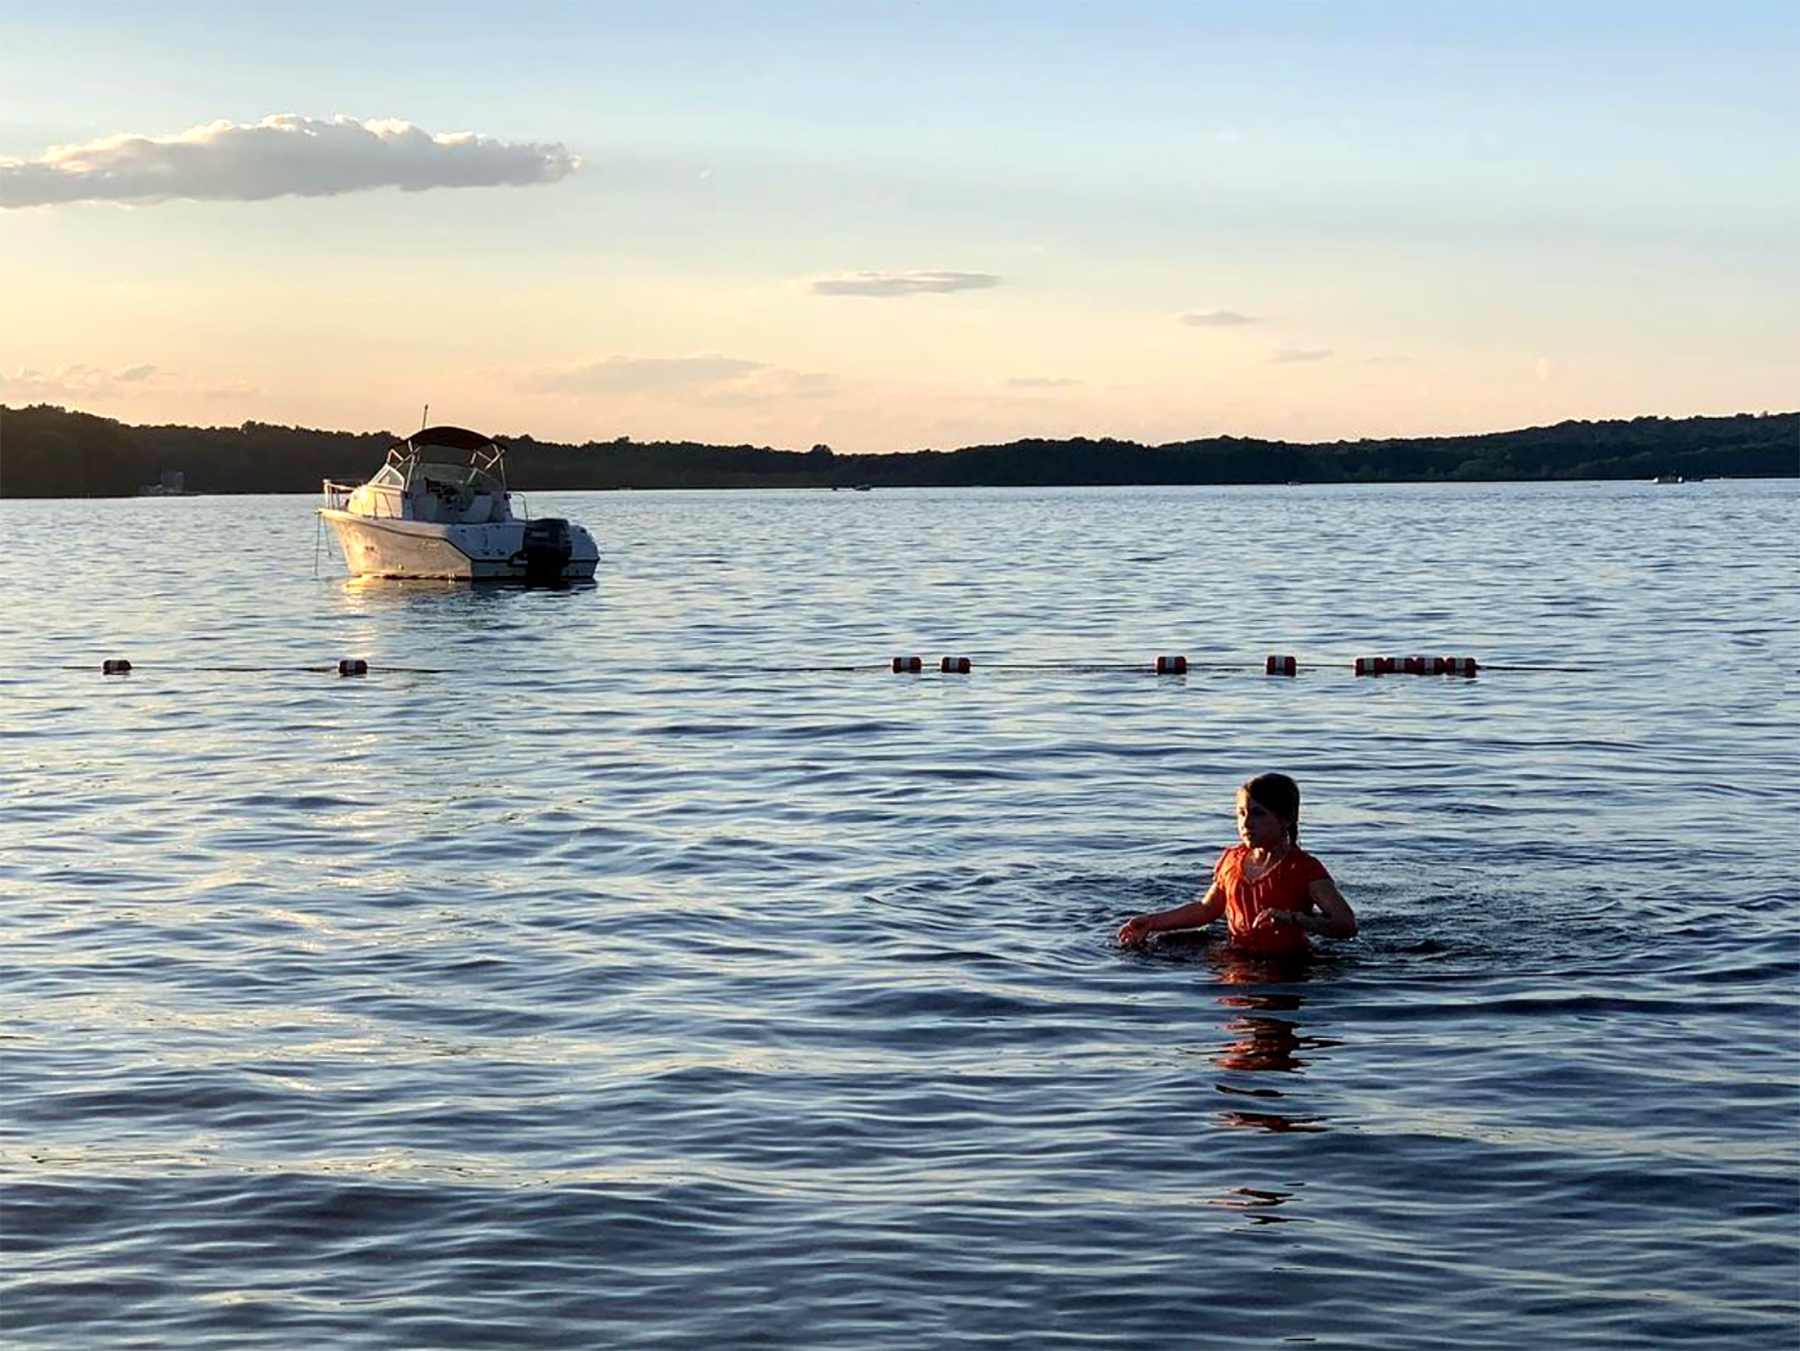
xmin=1251 ymin=908 xmax=1298 ymax=933
xmin=1118 ymin=916 xmax=1154 ymax=947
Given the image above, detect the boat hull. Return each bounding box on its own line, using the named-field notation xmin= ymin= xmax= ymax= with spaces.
xmin=321 ymin=510 xmax=599 ymax=581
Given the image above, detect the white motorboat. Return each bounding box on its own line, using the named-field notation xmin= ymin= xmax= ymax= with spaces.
xmin=320 ymin=426 xmax=599 ymax=582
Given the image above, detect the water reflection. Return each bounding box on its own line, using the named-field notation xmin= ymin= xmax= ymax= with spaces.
xmin=1208 ymin=946 xmax=1336 ymax=1134
xmin=332 ymin=576 xmax=592 ymax=615
xmin=1207 ymin=1186 xmax=1301 ymax=1225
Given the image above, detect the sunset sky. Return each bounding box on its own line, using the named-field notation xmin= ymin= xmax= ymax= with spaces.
xmin=2 ymin=0 xmax=1795 ymax=454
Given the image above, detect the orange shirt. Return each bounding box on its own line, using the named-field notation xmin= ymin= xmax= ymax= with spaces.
xmin=1214 ymin=845 xmax=1331 ymax=954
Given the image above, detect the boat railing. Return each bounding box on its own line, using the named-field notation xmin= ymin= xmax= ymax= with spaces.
xmin=321 ymin=479 xmax=403 ymax=518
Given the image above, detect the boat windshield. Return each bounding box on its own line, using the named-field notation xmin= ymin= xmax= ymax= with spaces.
xmin=410 ymin=461 xmax=503 ymax=494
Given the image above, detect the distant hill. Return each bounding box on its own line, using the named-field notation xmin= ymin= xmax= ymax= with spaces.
xmin=1 ymin=403 xmax=1793 ymax=498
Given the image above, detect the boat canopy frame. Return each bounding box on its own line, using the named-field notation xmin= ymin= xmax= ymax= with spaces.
xmin=385 ymin=426 xmax=510 ymax=491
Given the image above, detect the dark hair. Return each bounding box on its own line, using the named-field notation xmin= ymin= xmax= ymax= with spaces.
xmin=1242 ymin=772 xmax=1301 ymax=844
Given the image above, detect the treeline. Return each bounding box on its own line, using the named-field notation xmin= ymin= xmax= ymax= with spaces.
xmin=1 ymin=403 xmax=1793 ymax=498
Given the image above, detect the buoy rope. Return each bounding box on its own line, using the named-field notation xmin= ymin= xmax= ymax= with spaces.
xmin=64 ymin=663 xmax=449 ymax=675
xmin=59 ymin=657 xmax=1599 ymax=677
xmin=1468 ymin=663 xmax=1594 ymax=673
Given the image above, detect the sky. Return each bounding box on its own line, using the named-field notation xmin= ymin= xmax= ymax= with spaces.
xmin=1 ymin=0 xmax=1795 ymax=455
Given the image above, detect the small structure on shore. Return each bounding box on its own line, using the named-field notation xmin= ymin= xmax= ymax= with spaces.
xmin=137 ymin=470 xmax=193 ymax=496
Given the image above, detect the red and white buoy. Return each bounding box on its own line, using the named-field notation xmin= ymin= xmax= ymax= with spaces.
xmin=101 ymin=658 xmax=132 ymax=675
xmin=338 ymin=658 xmax=369 ymax=677
xmin=1265 ymin=655 xmax=1297 ymax=677
xmin=1357 ymin=654 xmax=1480 ymax=676
xmin=891 ymin=655 xmax=923 ymax=673
xmin=940 ymin=656 xmax=972 ymax=674
xmin=1154 ymin=654 xmax=1188 ymax=675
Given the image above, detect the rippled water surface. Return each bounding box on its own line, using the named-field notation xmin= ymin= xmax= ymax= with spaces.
xmin=3 ymin=480 xmax=1797 ymax=1349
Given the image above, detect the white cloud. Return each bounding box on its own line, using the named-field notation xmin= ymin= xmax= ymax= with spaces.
xmin=1176 ymin=309 xmax=1259 ymax=327
xmin=0 ymin=363 xmax=256 ymax=400
xmin=0 ymin=114 xmax=578 ymax=209
xmin=1266 ymin=347 xmax=1334 ymax=364
xmin=808 ymin=270 xmax=1002 ymax=297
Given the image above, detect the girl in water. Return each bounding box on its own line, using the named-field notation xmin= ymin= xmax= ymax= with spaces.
xmin=1117 ymin=772 xmax=1357 ymax=953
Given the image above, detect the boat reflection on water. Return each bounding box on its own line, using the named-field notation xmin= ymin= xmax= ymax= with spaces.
xmin=329 ymin=572 xmax=596 ymax=623
xmin=1206 ymin=945 xmax=1339 ymax=1135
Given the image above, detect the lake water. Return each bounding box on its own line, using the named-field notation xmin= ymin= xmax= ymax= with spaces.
xmin=2 ymin=479 xmax=1796 ymax=1350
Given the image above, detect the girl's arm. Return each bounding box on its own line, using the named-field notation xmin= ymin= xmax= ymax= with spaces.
xmin=1256 ymin=878 xmax=1358 ymax=939
xmin=1118 ymin=884 xmax=1225 ymax=947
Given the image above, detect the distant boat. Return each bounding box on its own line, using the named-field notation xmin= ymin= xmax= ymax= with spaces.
xmin=852 ymin=483 xmax=873 ymax=492
xmin=1652 ymin=472 xmax=1686 ymax=484
xmin=319 ymin=426 xmax=599 ymax=582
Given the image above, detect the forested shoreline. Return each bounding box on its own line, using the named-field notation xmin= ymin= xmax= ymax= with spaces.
xmin=1 ymin=403 xmax=1793 ymax=498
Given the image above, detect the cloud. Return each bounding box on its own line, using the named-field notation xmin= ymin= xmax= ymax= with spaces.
xmin=808 ymin=270 xmax=1002 ymax=297
xmin=0 ymin=363 xmax=256 ymax=400
xmin=519 ymin=354 xmax=767 ymax=396
xmin=698 ymin=368 xmax=838 ymax=407
xmin=515 ymin=354 xmax=834 ymax=406
xmin=1266 ymin=347 xmax=1334 ymax=364
xmin=0 ymin=114 xmax=578 ymax=209
xmin=1002 ymin=376 xmax=1080 ymax=389
xmin=1176 ymin=309 xmax=1259 ymax=327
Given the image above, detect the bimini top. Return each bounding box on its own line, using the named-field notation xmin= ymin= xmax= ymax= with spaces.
xmin=395 ymin=425 xmax=508 ymax=455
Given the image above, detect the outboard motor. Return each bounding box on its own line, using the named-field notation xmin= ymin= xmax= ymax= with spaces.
xmin=520 ymin=517 xmax=573 ymax=583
